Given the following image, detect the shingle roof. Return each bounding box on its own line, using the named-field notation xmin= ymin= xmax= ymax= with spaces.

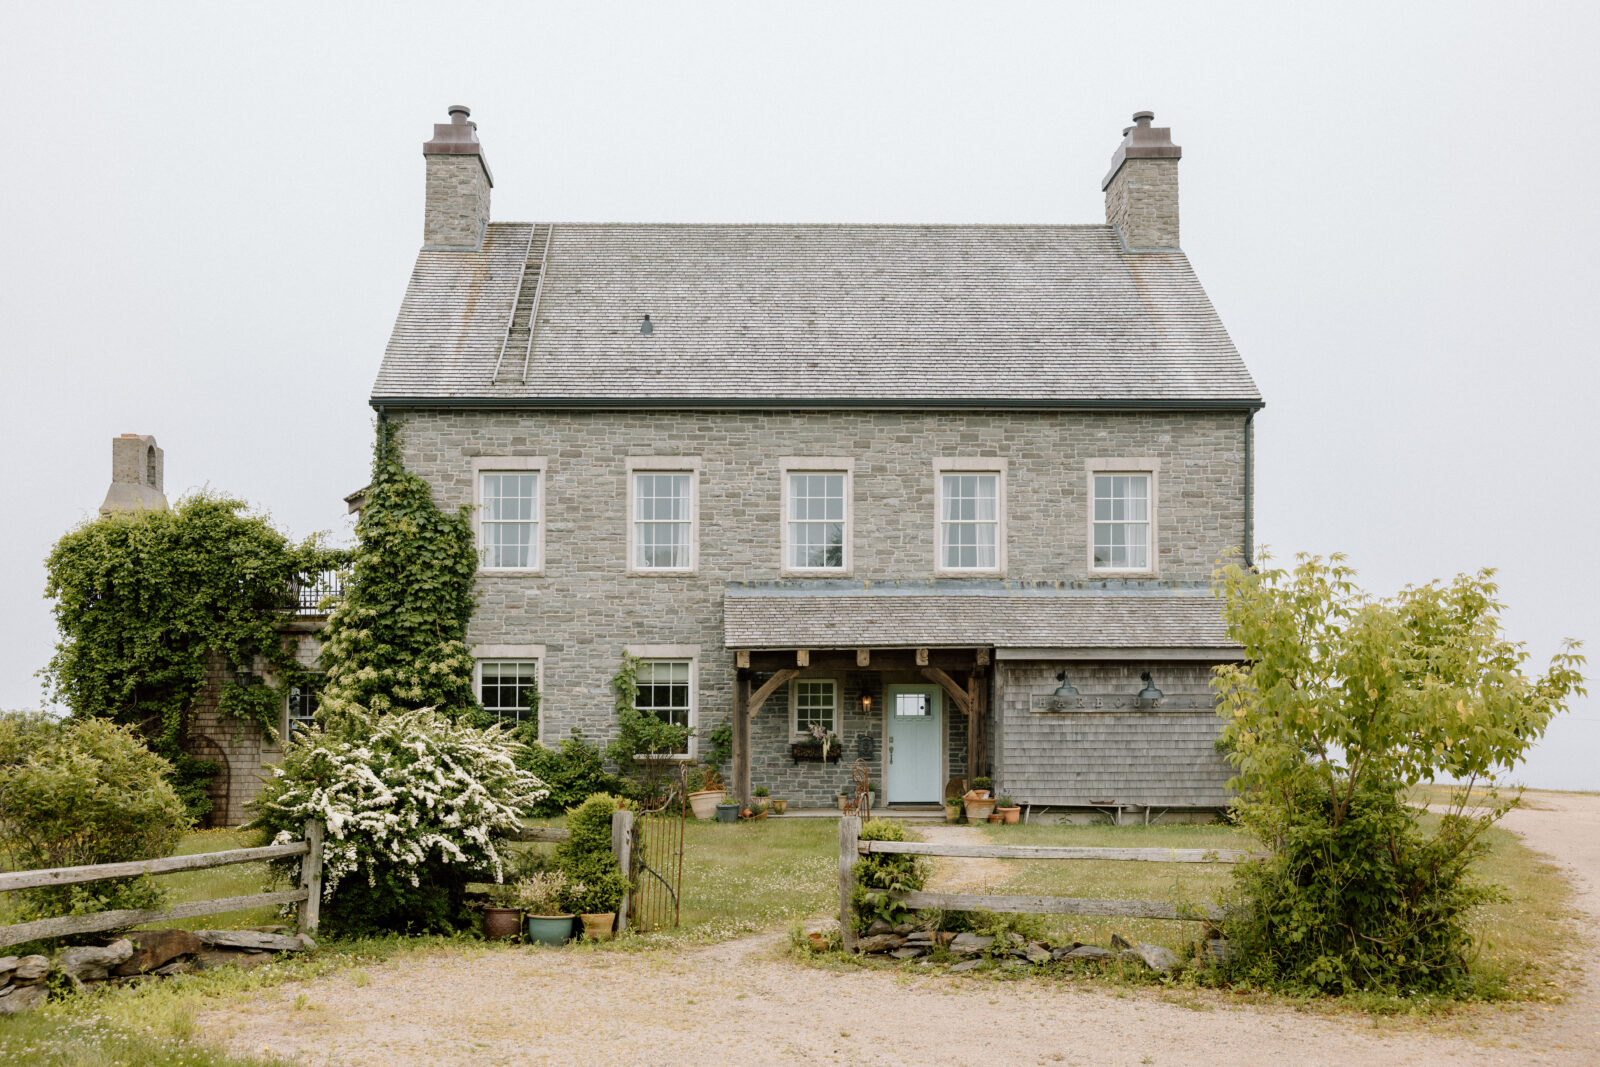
xmin=373 ymin=222 xmax=1260 ymax=406
xmin=721 ymin=589 xmax=1235 ymax=650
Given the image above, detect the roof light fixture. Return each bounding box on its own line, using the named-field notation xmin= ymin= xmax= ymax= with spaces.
xmin=1053 ymin=671 xmax=1079 ymax=698
xmin=640 ymin=314 xmax=653 ymax=335
xmin=1136 ymin=671 xmax=1163 ymax=709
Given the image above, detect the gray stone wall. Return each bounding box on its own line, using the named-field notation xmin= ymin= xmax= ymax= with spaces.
xmin=995 ymin=660 xmax=1232 ymax=808
xmin=395 ymin=408 xmax=1247 ymax=795
xmin=1104 ymin=158 xmax=1179 ymax=251
xmin=423 ymin=155 xmax=491 ymax=249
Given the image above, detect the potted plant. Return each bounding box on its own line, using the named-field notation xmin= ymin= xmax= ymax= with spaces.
xmin=482 ymin=882 xmax=523 ymax=941
xmin=836 ymin=787 xmax=852 ymax=812
xmin=771 ymin=796 xmax=788 ymax=815
xmin=943 ymin=796 xmax=963 ymax=824
xmin=564 ymin=874 xmax=624 ymax=941
xmin=715 ymin=795 xmax=741 ymax=823
xmin=963 ymin=781 xmax=997 ymax=823
xmin=997 ymin=795 xmax=1022 ymax=824
xmin=752 ymin=786 xmax=770 ymax=815
xmin=515 ymin=870 xmax=574 ymax=946
xmin=791 ymin=724 xmax=843 ymax=763
xmin=687 ymin=764 xmax=727 ymax=821
xmin=970 ymin=776 xmax=993 ymax=797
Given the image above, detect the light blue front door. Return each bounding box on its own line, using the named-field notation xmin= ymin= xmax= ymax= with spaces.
xmin=886 ymin=685 xmax=942 ymax=803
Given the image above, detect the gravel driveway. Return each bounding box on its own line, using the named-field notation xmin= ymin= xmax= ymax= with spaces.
xmin=204 ymin=793 xmax=1600 ymax=1066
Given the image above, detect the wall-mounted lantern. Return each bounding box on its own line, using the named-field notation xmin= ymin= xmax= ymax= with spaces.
xmin=1053 ymin=671 xmax=1079 ymax=698
xmin=1136 ymin=671 xmax=1163 ymax=709
xmin=861 ymin=693 xmax=873 ymax=714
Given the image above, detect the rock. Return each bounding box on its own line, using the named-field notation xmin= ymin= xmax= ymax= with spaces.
xmin=1201 ymin=938 xmax=1233 ymax=964
xmin=1048 ymin=942 xmax=1085 ymax=960
xmin=947 ymin=959 xmax=983 ymax=973
xmin=0 ymin=983 xmax=46 ymax=1014
xmin=1059 ymin=945 xmax=1115 ymax=961
xmin=892 ymin=923 xmax=916 ymax=935
xmin=807 ymin=933 xmax=830 ymax=952
xmin=1001 ymin=959 xmax=1030 ymax=971
xmin=1130 ymin=944 xmax=1181 ymax=974
xmin=933 ymin=931 xmax=956 ymax=947
xmin=948 ymin=933 xmax=994 ymax=956
xmin=855 ymin=934 xmax=904 ymax=954
xmin=111 ymin=929 xmax=202 ymax=977
xmin=57 ymin=940 xmax=133 ymax=981
xmin=1110 ymin=933 xmax=1132 ymax=950
xmin=0 ymin=956 xmax=17 ymax=980
xmin=1025 ymin=942 xmax=1052 ymax=964
xmin=903 ymin=930 xmax=934 ymax=944
xmin=152 ymin=959 xmax=196 ymax=976
xmin=193 ymin=930 xmax=306 ymax=952
xmin=193 ymin=947 xmax=274 ymax=972
xmin=248 ymin=925 xmax=291 ymax=934
xmin=890 ymin=947 xmax=926 ymax=959
xmin=295 ymin=933 xmax=316 ymax=951
xmin=865 ymin=919 xmax=894 ymax=936
xmin=12 ymin=956 xmax=49 ymax=982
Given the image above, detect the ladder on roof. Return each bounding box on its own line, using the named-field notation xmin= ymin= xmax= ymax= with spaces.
xmin=491 ymin=223 xmax=554 ymax=385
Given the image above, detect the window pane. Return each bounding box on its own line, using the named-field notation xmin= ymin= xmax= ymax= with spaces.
xmin=635 ymin=660 xmax=692 ymax=753
xmin=788 ymin=472 xmax=847 ymax=569
xmin=634 ymin=472 xmax=692 ymax=569
xmin=939 ymin=472 xmax=999 ymax=570
xmin=479 ymin=660 xmax=538 ymax=727
xmin=894 ymin=693 xmax=929 ymax=717
xmin=481 ymin=472 xmax=540 ymax=568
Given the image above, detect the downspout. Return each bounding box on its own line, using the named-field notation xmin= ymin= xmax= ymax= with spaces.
xmin=377 ymin=404 xmax=388 ymax=466
xmin=1243 ymin=411 xmax=1255 ymax=568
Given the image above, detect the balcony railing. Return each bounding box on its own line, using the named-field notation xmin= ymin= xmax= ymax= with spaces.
xmin=290 ymin=571 xmax=345 ymax=616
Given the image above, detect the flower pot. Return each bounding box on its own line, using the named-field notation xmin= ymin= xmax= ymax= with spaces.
xmin=837 ymin=795 xmax=850 ymax=811
xmin=483 ymin=906 xmax=521 ymax=941
xmin=688 ymin=789 xmax=725 ymax=821
xmin=987 ymin=812 xmax=1002 ymax=823
xmin=580 ymin=912 xmax=616 ymax=941
xmin=944 ymin=805 xmax=962 ymax=824
xmin=963 ymin=794 xmax=997 ymax=822
xmin=771 ymin=798 xmax=787 ymax=815
xmin=999 ymin=806 xmax=1022 ymax=825
xmin=715 ymin=802 xmax=740 ymax=823
xmin=525 ymin=914 xmax=574 ymax=946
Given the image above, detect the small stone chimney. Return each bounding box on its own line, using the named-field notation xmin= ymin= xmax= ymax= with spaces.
xmin=100 ymin=434 xmax=168 ymax=516
xmin=1102 ymin=111 xmax=1182 ymax=251
xmin=422 ymin=105 xmax=494 ymax=250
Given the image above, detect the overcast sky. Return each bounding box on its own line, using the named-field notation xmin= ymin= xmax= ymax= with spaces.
xmin=2 ymin=1 xmax=1594 ymax=789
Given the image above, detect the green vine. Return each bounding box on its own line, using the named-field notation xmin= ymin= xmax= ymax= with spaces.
xmin=317 ymin=419 xmax=483 ymax=728
xmin=604 ymin=653 xmax=692 ymax=793
xmin=43 ymin=493 xmax=345 ymax=819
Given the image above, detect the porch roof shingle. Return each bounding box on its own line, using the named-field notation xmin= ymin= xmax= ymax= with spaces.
xmin=722 ymin=588 xmax=1235 ymax=651
xmin=373 ymin=222 xmax=1261 ymax=406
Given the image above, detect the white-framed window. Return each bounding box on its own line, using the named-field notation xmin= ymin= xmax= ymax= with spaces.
xmin=284 ymin=682 xmax=320 ymax=742
xmin=472 ymin=644 xmax=546 ymax=735
xmin=472 ymin=457 xmax=547 ymax=573
xmin=1087 ymin=459 xmax=1159 ymax=574
xmin=935 ymin=459 xmax=1006 ymax=575
xmin=626 ymin=458 xmax=701 ymax=574
xmin=790 ymin=678 xmax=838 ymax=738
xmin=781 ymin=458 xmax=853 ymax=574
xmin=633 ymin=657 xmax=695 ymax=757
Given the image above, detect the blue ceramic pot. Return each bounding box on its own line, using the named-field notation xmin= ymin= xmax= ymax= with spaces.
xmin=525 ymin=914 xmax=574 ymax=946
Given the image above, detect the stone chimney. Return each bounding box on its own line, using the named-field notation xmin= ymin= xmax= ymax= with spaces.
xmin=422 ymin=105 xmax=494 ymax=250
xmin=1102 ymin=111 xmax=1182 ymax=251
xmin=99 ymin=434 xmax=168 ymax=516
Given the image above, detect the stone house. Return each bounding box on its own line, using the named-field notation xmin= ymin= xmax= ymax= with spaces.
xmin=370 ymin=106 xmax=1262 ymax=818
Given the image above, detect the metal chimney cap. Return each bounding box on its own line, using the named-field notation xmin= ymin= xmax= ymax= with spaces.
xmin=1132 ymin=111 xmax=1155 ymax=127
xmin=448 ymin=105 xmax=471 ymax=123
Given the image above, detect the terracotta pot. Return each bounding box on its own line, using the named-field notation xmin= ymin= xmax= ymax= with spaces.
xmin=525 ymin=914 xmax=574 ymax=946
xmin=987 ymin=812 xmax=1002 ymax=823
xmin=580 ymin=912 xmax=616 ymax=940
xmin=688 ymin=789 xmax=725 ymax=820
xmin=483 ymin=906 xmax=521 ymax=941
xmin=964 ymin=796 xmax=997 ymax=822
xmin=771 ymin=798 xmax=788 ymax=815
xmin=944 ymin=804 xmax=962 ymax=823
xmin=999 ymin=806 xmax=1022 ymax=825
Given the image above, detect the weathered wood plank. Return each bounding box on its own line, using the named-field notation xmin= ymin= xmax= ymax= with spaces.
xmin=0 ymin=843 xmax=310 ymax=894
xmin=747 ymin=668 xmax=799 ymax=719
xmin=920 ymin=667 xmax=974 ymax=717
xmin=0 ymin=889 xmax=311 ymax=949
xmin=888 ymin=890 xmax=1225 ymax=921
xmin=838 ymin=815 xmax=860 ymax=953
xmin=612 ymin=808 xmax=634 ymax=935
xmin=732 ymin=674 xmax=751 ymax=802
xmin=858 ymin=841 xmax=1259 ymax=863
xmin=506 ymin=826 xmax=572 ymax=843
xmin=297 ymin=819 xmax=324 ymax=936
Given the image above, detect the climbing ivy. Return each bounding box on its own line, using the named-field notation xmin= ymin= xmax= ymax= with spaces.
xmin=43 ymin=493 xmax=343 ymax=819
xmin=316 ymin=419 xmax=483 ymax=726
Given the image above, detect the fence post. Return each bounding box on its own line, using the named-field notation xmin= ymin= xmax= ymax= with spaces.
xmin=298 ymin=818 xmax=324 ymax=936
xmin=611 ymin=808 xmax=634 ymax=935
xmin=838 ymin=814 xmax=860 ymax=953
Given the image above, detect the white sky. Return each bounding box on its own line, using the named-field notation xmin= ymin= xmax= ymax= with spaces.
xmin=1 ymin=1 xmax=1595 ymax=788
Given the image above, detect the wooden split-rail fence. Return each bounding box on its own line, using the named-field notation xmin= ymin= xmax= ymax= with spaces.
xmin=837 ymin=815 xmax=1259 ymax=952
xmin=0 ymin=820 xmax=325 ymax=951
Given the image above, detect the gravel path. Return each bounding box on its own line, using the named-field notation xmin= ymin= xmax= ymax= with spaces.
xmin=204 ymin=794 xmax=1600 ymax=1066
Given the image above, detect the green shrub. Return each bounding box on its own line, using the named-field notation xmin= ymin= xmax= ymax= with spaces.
xmin=516 ymin=730 xmax=625 ymax=817
xmin=849 ymin=819 xmax=928 ymax=933
xmin=0 ymin=713 xmax=189 ymax=920
xmin=249 ymin=705 xmax=547 ymax=937
xmin=553 ymin=793 xmax=630 ymax=915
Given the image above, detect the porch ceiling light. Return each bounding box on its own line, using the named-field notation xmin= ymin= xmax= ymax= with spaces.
xmin=1053 ymin=671 xmax=1079 ymax=698
xmin=1136 ymin=671 xmax=1163 ymax=708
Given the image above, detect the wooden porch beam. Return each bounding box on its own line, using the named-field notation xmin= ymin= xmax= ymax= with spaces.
xmin=735 ymin=650 xmax=751 ymax=669
xmin=856 ymin=648 xmax=871 ymax=667
xmin=732 ymin=675 xmax=751 ymax=802
xmin=915 ymin=648 xmax=930 ymax=666
xmin=796 ymin=649 xmax=810 ymax=667
xmin=747 ymin=668 xmax=799 ymax=719
xmin=920 ymin=667 xmax=974 ymax=718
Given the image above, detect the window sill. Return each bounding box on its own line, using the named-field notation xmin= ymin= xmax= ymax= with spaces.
xmin=934 ymin=567 xmax=1006 ymax=579
xmin=781 ymin=567 xmax=853 ymax=578
xmin=627 ymin=568 xmax=699 ymax=577
xmin=1089 ymin=568 xmax=1159 ymax=578
xmin=477 ymin=568 xmax=546 ymax=577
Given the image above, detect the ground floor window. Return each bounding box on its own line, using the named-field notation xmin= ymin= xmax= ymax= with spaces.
xmin=791 ymin=679 xmax=837 ymax=737
xmin=478 ymin=659 xmax=540 ymax=728
xmin=286 ymin=682 xmax=320 ymax=741
xmin=635 ymin=659 xmax=693 ymax=755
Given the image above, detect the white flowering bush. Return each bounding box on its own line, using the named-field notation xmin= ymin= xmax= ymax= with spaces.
xmin=250 ymin=705 xmax=547 ymax=936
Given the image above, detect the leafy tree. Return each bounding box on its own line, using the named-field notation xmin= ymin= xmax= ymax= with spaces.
xmin=517 ymin=730 xmax=626 ymax=817
xmin=0 ymin=713 xmax=189 ymax=921
xmin=1212 ymin=553 xmax=1585 ymax=994
xmin=317 ymin=420 xmax=482 ymax=726
xmin=43 ymin=493 xmax=341 ymax=818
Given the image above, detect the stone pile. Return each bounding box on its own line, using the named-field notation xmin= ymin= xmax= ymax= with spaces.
xmin=856 ymin=919 xmax=1190 ymax=975
xmin=0 ymin=927 xmax=315 ymax=1013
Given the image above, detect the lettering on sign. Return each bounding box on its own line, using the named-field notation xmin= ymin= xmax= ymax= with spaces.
xmin=1029 ymin=693 xmax=1217 ymax=715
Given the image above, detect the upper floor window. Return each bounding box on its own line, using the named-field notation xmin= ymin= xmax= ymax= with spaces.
xmin=791 ymin=678 xmax=838 ymax=737
xmin=473 ymin=457 xmax=547 ymax=573
xmin=935 ymin=459 xmax=1006 ymax=575
xmin=285 ymin=682 xmax=319 ymax=742
xmin=1092 ymin=472 xmax=1152 ymax=571
xmin=634 ymin=658 xmax=694 ymax=757
xmin=782 ymin=459 xmax=853 ymax=574
xmin=627 ymin=458 xmax=700 ymax=573
xmin=478 ymin=659 xmax=540 ymax=728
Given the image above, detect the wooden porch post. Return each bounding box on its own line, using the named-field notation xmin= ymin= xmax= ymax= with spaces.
xmin=732 ymin=673 xmax=751 ymax=803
